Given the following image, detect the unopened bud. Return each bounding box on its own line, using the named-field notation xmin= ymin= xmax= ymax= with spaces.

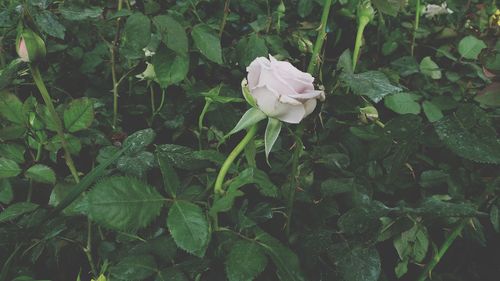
xmin=357 ymin=0 xmax=375 ymax=25
xmin=359 ymin=106 xmax=379 ymax=123
xmin=16 ymin=29 xmax=46 ymax=62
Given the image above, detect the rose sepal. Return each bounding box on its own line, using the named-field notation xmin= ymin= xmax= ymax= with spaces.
xmin=264 ymin=117 xmax=282 ymax=165
xmin=225 ymin=107 xmax=267 ymax=139
xmin=241 ymin=78 xmax=257 ymax=108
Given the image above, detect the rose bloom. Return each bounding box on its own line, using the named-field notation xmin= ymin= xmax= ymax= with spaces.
xmin=246 ymin=55 xmax=325 ymax=124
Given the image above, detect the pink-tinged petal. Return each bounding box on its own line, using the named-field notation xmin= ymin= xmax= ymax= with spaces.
xmin=17 ymin=38 xmax=29 ymax=62
xmin=250 ymin=85 xmax=306 ymax=124
xmin=287 ymin=90 xmax=325 ymax=101
xmin=269 ymin=55 xmax=315 ymax=93
xmin=303 ymin=99 xmax=317 ymax=117
xmin=246 ymin=57 xmax=271 ymax=89
xmin=256 ymin=63 xmax=300 ymax=96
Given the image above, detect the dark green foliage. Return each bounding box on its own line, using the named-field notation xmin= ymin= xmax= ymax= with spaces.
xmin=1 ymin=0 xmax=499 ymax=281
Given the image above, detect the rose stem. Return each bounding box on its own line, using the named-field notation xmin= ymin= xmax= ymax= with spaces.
xmin=352 ymin=16 xmax=369 ymax=71
xmin=306 ymin=0 xmax=333 ymax=75
xmin=30 ymin=65 xmax=80 ymax=183
xmin=416 ymin=183 xmax=494 ymax=281
xmin=219 ymin=0 xmax=231 ymax=38
xmin=31 ymin=65 xmax=95 ymax=277
xmin=285 ymin=0 xmax=333 ymax=237
xmin=416 ymin=219 xmax=467 ymax=281
xmin=411 ymin=0 xmax=421 ymax=56
xmin=111 ymin=0 xmax=123 ymax=129
xmin=214 ymin=124 xmax=258 ymax=195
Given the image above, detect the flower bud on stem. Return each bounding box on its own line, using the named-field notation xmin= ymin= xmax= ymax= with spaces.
xmin=352 ymin=0 xmax=375 ymax=71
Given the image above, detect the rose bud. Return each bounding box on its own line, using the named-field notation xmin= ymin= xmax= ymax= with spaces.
xmin=245 ymin=55 xmax=325 ymax=124
xmin=16 ymin=29 xmax=46 ymax=62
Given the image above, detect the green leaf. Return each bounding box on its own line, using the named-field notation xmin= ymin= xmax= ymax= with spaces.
xmin=475 ymin=82 xmax=500 ymax=107
xmin=394 ymin=260 xmax=408 ymax=278
xmin=226 ymin=240 xmax=268 ymax=281
xmin=255 ymin=229 xmax=305 ymax=281
xmin=342 ymin=70 xmax=402 ymax=103
xmin=153 ymin=15 xmax=188 ymax=54
xmin=25 ymin=164 xmax=56 ymax=184
xmin=228 ymin=167 xmax=279 ymax=198
xmin=372 ymin=0 xmax=406 ymax=16
xmin=59 ymin=5 xmax=103 ymax=21
xmin=0 ymin=59 xmax=22 ymax=91
xmin=155 ymin=268 xmax=189 ymax=281
xmin=0 ymin=179 xmax=14 ymax=204
xmin=235 ymin=34 xmax=269 ymax=68
xmin=264 ymin=118 xmax=281 ymax=161
xmin=420 ymin=57 xmax=441 ymax=79
xmin=419 ymin=170 xmax=448 ymax=188
xmin=0 ymin=92 xmax=24 ymax=124
xmin=434 ymin=105 xmax=500 ymax=164
xmin=116 ymin=151 xmax=155 ymax=178
xmin=152 ymin=45 xmax=189 ymax=88
xmin=157 ymin=150 xmax=181 ymax=197
xmin=122 ymin=128 xmax=156 ymax=155
xmin=227 ymin=108 xmax=267 ymax=136
xmin=422 ymin=100 xmax=444 ymax=122
xmin=415 ymin=197 xmax=477 ymax=218
xmin=191 ymin=24 xmax=223 ymax=64
xmin=384 ymin=92 xmax=421 ymax=114
xmin=330 ymin=242 xmax=381 ymax=281
xmin=110 ymin=255 xmax=157 ymax=281
xmin=87 ymin=176 xmax=164 ymax=231
xmin=167 ymin=200 xmax=210 ymax=257
xmin=0 ymin=158 xmax=21 ymax=179
xmin=458 ymin=35 xmax=487 ymax=60
xmin=0 ymin=144 xmax=25 ymax=163
xmin=338 ymin=203 xmax=389 ymax=234
xmin=320 ymin=178 xmax=360 ymax=196
xmin=155 ymin=144 xmax=216 ymax=170
xmin=209 ymin=188 xmax=244 ymax=215
xmin=490 ymin=204 xmax=500 ymax=233
xmin=121 ymin=12 xmax=151 ymax=59
xmin=297 ymin=0 xmax=313 ymax=17
xmin=63 ymin=98 xmax=94 ymax=132
xmin=34 ymin=11 xmax=65 ymax=39
xmin=0 ymin=202 xmax=38 ymax=223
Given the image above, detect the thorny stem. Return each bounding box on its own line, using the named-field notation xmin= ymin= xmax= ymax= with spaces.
xmin=30 ymin=65 xmax=80 ymax=183
xmin=307 ymin=0 xmax=333 ymax=74
xmin=411 ymin=0 xmax=421 ymax=56
xmin=219 ymin=0 xmax=231 ymax=38
xmin=84 ymin=219 xmax=98 ymax=277
xmin=286 ymin=0 xmax=333 ymax=237
xmin=416 ymin=184 xmax=495 ymax=280
xmin=111 ymin=0 xmax=124 ymax=128
xmin=352 ymin=17 xmax=369 ymax=71
xmin=214 ymin=125 xmax=258 ymax=195
xmin=416 ymin=219 xmax=467 ymax=281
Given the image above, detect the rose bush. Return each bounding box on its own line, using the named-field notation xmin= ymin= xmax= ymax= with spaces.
xmin=246 ymin=55 xmax=325 ymax=124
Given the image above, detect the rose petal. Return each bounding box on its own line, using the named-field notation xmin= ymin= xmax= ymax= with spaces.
xmin=287 ymin=90 xmax=325 ymax=101
xmin=250 ymin=85 xmax=306 ymax=124
xmin=303 ymin=99 xmax=317 ymax=117
xmin=246 ymin=57 xmax=271 ymax=89
xmin=256 ymin=62 xmax=301 ymax=97
xmin=269 ymin=55 xmax=315 ymax=93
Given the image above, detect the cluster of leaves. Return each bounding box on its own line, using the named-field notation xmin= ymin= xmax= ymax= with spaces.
xmin=0 ymin=0 xmax=499 ymax=281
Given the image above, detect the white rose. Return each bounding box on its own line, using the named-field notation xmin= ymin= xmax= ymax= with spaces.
xmin=246 ymin=55 xmax=325 ymax=124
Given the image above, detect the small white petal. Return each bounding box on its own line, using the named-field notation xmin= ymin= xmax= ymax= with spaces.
xmin=303 ymin=99 xmax=317 ymax=117
xmin=250 ymin=85 xmax=306 ymax=124
xmin=246 ymin=57 xmax=271 ymax=89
